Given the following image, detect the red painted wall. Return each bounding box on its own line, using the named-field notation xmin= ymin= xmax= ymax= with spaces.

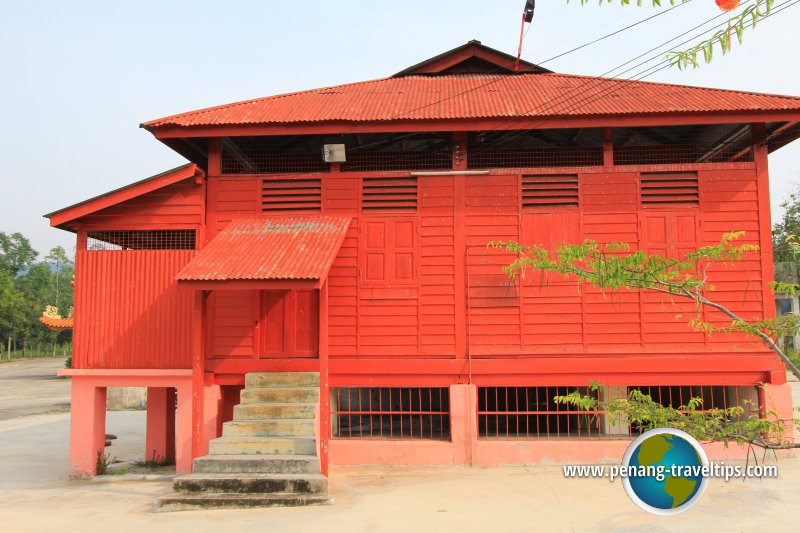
xmin=202 ymin=165 xmax=770 ymax=363
xmin=73 ymin=250 xmax=196 ymax=369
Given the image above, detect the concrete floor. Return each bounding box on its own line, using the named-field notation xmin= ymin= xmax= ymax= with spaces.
xmin=0 ymin=359 xmax=798 ymax=532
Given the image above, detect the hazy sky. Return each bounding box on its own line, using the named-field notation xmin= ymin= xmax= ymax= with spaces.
xmin=1 ymin=0 xmax=798 ymax=258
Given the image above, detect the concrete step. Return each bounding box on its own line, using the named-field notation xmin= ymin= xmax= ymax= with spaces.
xmin=245 ymin=372 xmax=320 ymax=389
xmin=172 ymin=473 xmax=328 ymax=494
xmin=193 ymin=454 xmax=320 ymax=474
xmin=154 ymin=492 xmax=333 ymax=512
xmin=240 ymin=387 xmax=319 ymax=404
xmin=223 ymin=419 xmax=315 ymax=438
xmin=208 ymin=436 xmax=317 ymax=456
xmin=234 ymin=403 xmax=316 ymax=420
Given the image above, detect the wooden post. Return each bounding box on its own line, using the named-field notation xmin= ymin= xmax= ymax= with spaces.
xmin=7 ymin=337 xmax=10 ymax=360
xmin=318 ymin=280 xmax=330 ymax=476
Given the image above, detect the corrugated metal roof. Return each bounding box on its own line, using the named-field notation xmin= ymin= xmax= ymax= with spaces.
xmin=142 ymin=73 xmax=800 ymax=129
xmin=176 ymin=216 xmax=351 ymax=282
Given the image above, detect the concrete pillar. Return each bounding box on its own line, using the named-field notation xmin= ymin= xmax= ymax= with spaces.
xmin=600 ymin=386 xmax=629 ymax=436
xmin=145 ymin=387 xmax=176 ymax=463
xmin=450 ymin=384 xmax=476 ymax=466
xmin=202 ymin=383 xmax=222 ymax=456
xmin=175 ymin=382 xmax=193 ymax=474
xmin=68 ymin=379 xmax=107 ymax=478
xmin=761 ymin=382 xmax=796 ymax=443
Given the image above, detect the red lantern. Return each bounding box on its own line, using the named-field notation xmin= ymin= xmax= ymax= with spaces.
xmin=715 ymin=0 xmax=740 ymax=10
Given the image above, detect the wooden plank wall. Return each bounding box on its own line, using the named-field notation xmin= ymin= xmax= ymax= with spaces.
xmin=202 ymin=167 xmax=767 ymax=359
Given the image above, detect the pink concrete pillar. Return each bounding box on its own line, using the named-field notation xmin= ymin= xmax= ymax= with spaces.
xmin=761 ymin=383 xmax=795 ymax=443
xmin=68 ymin=379 xmax=107 ymax=478
xmin=175 ymin=382 xmax=193 ymax=474
xmin=450 ymin=384 xmax=476 ymax=466
xmin=202 ymin=383 xmax=222 ymax=455
xmin=145 ymin=387 xmax=176 ymax=463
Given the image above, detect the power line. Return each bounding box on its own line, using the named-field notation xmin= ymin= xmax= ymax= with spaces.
xmin=343 ymin=0 xmax=694 ymax=132
xmin=471 ymin=0 xmax=794 ymax=153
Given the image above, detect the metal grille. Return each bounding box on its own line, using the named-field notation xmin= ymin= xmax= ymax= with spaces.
xmin=362 ymin=177 xmax=418 ymax=212
xmin=221 ymin=136 xmax=329 ymax=174
xmin=262 ymin=177 xmax=322 ymax=212
xmin=332 ymin=387 xmax=451 ymax=440
xmin=478 ymin=385 xmax=750 ymax=440
xmin=340 ymin=132 xmax=451 ymax=172
xmin=87 ymin=230 xmax=196 ymax=251
xmin=522 ymin=175 xmax=579 ymax=208
xmin=640 ymin=172 xmax=699 ymax=207
xmin=468 ymin=129 xmax=604 ymax=169
xmin=613 ymin=124 xmax=753 ymax=165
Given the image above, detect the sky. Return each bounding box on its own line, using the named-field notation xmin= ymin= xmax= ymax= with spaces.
xmin=1 ymin=0 xmax=798 ymax=259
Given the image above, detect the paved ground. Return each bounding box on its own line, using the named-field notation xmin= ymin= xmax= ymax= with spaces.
xmin=0 ymin=359 xmax=798 ymax=532
xmin=0 ymin=357 xmax=70 ymax=420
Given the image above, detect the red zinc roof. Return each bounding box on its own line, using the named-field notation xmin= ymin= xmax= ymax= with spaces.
xmin=176 ymin=216 xmax=351 ymax=287
xmin=142 ymin=73 xmax=800 ymax=130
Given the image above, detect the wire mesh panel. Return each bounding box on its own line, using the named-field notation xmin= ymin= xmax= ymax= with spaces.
xmin=332 ymin=387 xmax=451 ymax=440
xmin=87 ymin=230 xmax=196 ymax=251
xmin=340 ymin=132 xmax=452 ymax=172
xmin=613 ymin=124 xmax=753 ymax=165
xmin=468 ymin=129 xmax=604 ymax=169
xmin=478 ymin=385 xmax=751 ymax=440
xmin=221 ymin=136 xmax=329 ymax=174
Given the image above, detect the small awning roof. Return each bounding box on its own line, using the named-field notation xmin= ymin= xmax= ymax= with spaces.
xmin=176 ymin=216 xmax=351 ymax=290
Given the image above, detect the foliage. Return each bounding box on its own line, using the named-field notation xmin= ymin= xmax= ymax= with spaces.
xmin=0 ymin=232 xmax=38 ymax=276
xmin=571 ymin=0 xmax=777 ymax=69
xmin=554 ymin=383 xmax=793 ymax=449
xmin=0 ymin=232 xmax=74 ymax=347
xmin=488 ymin=232 xmax=800 ymax=379
xmin=772 ymin=187 xmax=800 ymax=267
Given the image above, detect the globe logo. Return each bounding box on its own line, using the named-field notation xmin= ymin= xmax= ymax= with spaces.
xmin=621 ymin=428 xmax=709 ymax=515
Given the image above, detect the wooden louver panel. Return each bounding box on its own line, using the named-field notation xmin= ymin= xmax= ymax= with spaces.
xmin=522 ymin=174 xmax=579 ymax=208
xmin=362 ymin=177 xmax=418 ymax=211
xmin=640 ymin=172 xmax=699 ymax=206
xmin=262 ymin=178 xmax=322 ymax=212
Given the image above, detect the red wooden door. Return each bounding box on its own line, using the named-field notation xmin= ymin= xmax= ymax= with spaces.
xmin=261 ymin=290 xmax=319 ymax=358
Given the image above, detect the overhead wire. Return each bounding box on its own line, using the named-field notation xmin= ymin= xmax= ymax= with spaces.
xmin=471 ymin=0 xmax=794 ymax=153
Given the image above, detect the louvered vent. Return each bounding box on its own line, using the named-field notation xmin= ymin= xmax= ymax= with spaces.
xmin=262 ymin=178 xmax=322 ymax=212
xmin=362 ymin=177 xmax=418 ymax=211
xmin=640 ymin=172 xmax=699 ymax=206
xmin=522 ymin=175 xmax=579 ymax=208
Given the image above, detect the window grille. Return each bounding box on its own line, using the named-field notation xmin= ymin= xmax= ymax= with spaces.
xmin=262 ymin=177 xmax=322 ymax=212
xmin=468 ymin=129 xmax=604 ymax=169
xmin=332 ymin=387 xmax=450 ymax=440
xmin=86 ymin=230 xmax=196 ymax=251
xmin=362 ymin=177 xmax=418 ymax=212
xmin=640 ymin=172 xmax=699 ymax=207
xmin=613 ymin=124 xmax=753 ymax=165
xmin=522 ymin=174 xmax=579 ymax=208
xmin=478 ymin=385 xmax=748 ymax=440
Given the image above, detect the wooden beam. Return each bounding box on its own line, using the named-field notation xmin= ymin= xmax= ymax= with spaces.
xmin=177 ymin=279 xmax=322 ymax=291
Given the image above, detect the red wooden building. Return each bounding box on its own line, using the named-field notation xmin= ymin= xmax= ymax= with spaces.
xmin=49 ymin=41 xmax=799 ymax=486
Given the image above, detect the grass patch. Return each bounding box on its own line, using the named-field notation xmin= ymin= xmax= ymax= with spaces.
xmin=132 ymin=452 xmax=175 ymax=469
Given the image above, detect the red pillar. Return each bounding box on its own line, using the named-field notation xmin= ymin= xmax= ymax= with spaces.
xmin=175 ymin=381 xmax=193 ymax=474
xmin=68 ymin=379 xmax=107 ymax=478
xmin=145 ymin=387 xmax=176 ymax=463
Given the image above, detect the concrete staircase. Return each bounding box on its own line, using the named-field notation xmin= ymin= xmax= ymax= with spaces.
xmin=154 ymin=372 xmax=332 ymax=512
